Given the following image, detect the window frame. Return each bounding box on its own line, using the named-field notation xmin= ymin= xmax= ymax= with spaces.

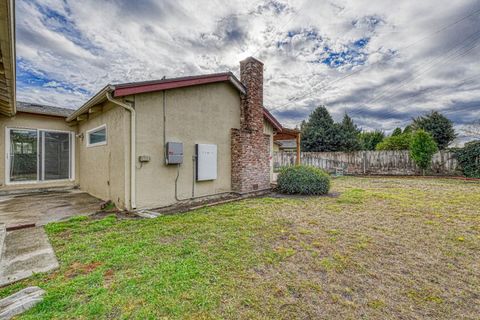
xmin=86 ymin=124 xmax=107 ymax=147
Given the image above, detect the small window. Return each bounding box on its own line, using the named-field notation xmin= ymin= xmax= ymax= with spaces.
xmin=87 ymin=125 xmax=107 ymax=147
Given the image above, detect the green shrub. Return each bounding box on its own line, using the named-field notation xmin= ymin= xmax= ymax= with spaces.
xmin=376 ymin=133 xmax=412 ymax=150
xmin=277 ymin=165 xmax=331 ymax=195
xmin=409 ymin=130 xmax=438 ymax=174
xmin=455 ymin=141 xmax=480 ymax=178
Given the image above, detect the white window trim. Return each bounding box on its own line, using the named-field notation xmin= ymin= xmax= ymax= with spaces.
xmin=5 ymin=127 xmax=76 ymax=185
xmin=86 ymin=124 xmax=107 ymax=147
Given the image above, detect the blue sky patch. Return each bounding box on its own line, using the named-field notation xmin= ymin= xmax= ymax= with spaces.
xmin=35 ymin=2 xmax=99 ymax=53
xmin=17 ymin=58 xmax=90 ymax=95
xmin=314 ymin=37 xmax=370 ymax=68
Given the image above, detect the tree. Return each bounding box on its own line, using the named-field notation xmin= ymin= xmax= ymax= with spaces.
xmin=359 ymin=130 xmax=385 ymax=150
xmin=338 ymin=114 xmax=362 ymax=152
xmin=301 ymin=107 xmax=363 ymax=152
xmin=403 ymin=124 xmax=413 ymax=134
xmin=391 ymin=127 xmax=402 ymax=136
xmin=301 ymin=106 xmax=340 ymax=152
xmin=376 ymin=133 xmax=412 ymax=150
xmin=409 ymin=130 xmax=438 ymax=174
xmin=455 ymin=140 xmax=480 ymax=178
xmin=412 ymin=111 xmax=456 ymax=149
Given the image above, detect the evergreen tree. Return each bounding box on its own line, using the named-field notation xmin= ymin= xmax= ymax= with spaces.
xmin=412 ymin=111 xmax=456 ymax=149
xmin=391 ymin=127 xmax=403 ymax=136
xmin=301 ymin=106 xmax=339 ymax=152
xmin=339 ymin=114 xmax=362 ymax=151
xmin=359 ymin=130 xmax=385 ymax=150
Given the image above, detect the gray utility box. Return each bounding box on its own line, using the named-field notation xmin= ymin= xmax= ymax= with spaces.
xmin=166 ymin=142 xmax=183 ymax=164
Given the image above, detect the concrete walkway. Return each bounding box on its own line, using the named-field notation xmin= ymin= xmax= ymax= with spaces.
xmin=0 ymin=226 xmax=59 ymax=287
xmin=0 ymin=189 xmax=103 ymax=228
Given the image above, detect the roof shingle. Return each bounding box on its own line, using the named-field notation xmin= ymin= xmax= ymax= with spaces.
xmin=17 ymin=101 xmax=74 ymax=118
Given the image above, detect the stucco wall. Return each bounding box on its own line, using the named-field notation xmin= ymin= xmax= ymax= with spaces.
xmin=0 ymin=112 xmax=78 ymax=190
xmin=77 ymin=102 xmax=130 ymax=208
xmin=134 ymin=82 xmax=241 ymax=209
xmin=263 ymin=119 xmax=274 ymax=182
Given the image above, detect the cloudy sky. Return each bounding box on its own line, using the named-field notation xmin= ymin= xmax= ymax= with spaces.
xmin=15 ymin=0 xmax=480 ymax=137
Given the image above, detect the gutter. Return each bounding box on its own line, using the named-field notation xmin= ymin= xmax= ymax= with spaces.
xmin=106 ymin=91 xmax=137 ymax=210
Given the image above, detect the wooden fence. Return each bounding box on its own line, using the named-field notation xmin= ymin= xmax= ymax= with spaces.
xmin=273 ymin=150 xmax=459 ymax=176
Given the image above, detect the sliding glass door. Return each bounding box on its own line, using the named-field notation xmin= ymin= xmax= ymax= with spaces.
xmin=42 ymin=131 xmax=71 ymax=180
xmin=9 ymin=129 xmax=38 ymax=182
xmin=7 ymin=128 xmax=74 ymax=184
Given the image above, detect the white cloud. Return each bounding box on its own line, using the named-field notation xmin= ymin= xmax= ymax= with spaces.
xmin=15 ymin=0 xmax=480 ymax=133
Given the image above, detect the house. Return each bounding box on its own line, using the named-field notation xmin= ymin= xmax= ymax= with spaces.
xmin=0 ymin=53 xmax=283 ymax=210
xmin=0 ymin=3 xmax=286 ymax=210
xmin=274 ymin=139 xmax=297 ymax=152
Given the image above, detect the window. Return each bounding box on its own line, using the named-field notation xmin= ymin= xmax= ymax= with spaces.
xmin=87 ymin=124 xmax=107 ymax=147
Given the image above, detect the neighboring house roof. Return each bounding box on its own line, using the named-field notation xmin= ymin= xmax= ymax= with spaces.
xmin=0 ymin=0 xmax=16 ymax=116
xmin=113 ymin=72 xmax=246 ymax=97
xmin=17 ymin=101 xmax=74 ymax=118
xmin=275 ymin=139 xmax=297 ymax=149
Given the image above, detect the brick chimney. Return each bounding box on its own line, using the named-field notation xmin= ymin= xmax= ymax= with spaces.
xmin=239 ymin=57 xmax=264 ymax=132
xmin=231 ymin=57 xmax=270 ymax=193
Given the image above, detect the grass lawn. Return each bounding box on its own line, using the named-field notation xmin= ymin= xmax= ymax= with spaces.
xmin=1 ymin=177 xmax=479 ymax=319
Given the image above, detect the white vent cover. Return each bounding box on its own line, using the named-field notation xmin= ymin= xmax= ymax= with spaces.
xmin=196 ymin=144 xmax=217 ymax=181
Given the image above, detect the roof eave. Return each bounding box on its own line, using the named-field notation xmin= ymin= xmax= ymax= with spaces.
xmin=66 ymin=85 xmax=113 ymax=122
xmin=263 ymin=108 xmax=283 ymax=132
xmin=0 ymin=0 xmax=16 ymax=117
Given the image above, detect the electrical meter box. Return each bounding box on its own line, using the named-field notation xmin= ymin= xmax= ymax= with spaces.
xmin=166 ymin=142 xmax=183 ymax=164
xmin=196 ymin=144 xmax=217 ymax=181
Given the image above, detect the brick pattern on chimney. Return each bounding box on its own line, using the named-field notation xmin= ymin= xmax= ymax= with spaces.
xmin=231 ymin=57 xmax=271 ymax=193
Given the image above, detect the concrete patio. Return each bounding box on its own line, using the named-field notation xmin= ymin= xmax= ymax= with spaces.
xmin=0 ymin=189 xmax=103 ymax=229
xmin=0 ymin=189 xmax=103 ymax=287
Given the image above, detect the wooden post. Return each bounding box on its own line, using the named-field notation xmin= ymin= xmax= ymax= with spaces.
xmin=296 ymin=133 xmax=301 ymax=165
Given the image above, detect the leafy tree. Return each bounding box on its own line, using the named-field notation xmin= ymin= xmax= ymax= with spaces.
xmin=359 ymin=130 xmax=385 ymax=150
xmin=403 ymin=124 xmax=413 ymax=134
xmin=391 ymin=127 xmax=403 ymax=136
xmin=454 ymin=140 xmax=480 ymax=178
xmin=338 ymin=114 xmax=362 ymax=152
xmin=409 ymin=130 xmax=438 ymax=174
xmin=376 ymin=133 xmax=412 ymax=150
xmin=412 ymin=111 xmax=456 ymax=149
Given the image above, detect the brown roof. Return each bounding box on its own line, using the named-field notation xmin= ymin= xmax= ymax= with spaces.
xmin=113 ymin=72 xmax=246 ymax=97
xmin=263 ymin=107 xmax=282 ymax=131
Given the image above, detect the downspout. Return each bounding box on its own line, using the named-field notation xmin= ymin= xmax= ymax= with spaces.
xmin=106 ymin=90 xmax=137 ymax=210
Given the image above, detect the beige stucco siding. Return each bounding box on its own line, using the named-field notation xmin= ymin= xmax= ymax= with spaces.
xmin=0 ymin=112 xmax=78 ymax=190
xmin=134 ymin=82 xmax=241 ymax=209
xmin=263 ymin=119 xmax=274 ymax=182
xmin=77 ymin=102 xmax=130 ymax=208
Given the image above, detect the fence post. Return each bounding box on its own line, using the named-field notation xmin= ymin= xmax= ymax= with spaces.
xmin=363 ymin=151 xmax=366 ymax=174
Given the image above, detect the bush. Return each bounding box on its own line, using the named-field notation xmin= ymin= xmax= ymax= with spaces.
xmin=277 ymin=165 xmax=331 ymax=195
xmin=455 ymin=140 xmax=480 ymax=178
xmin=376 ymin=133 xmax=412 ymax=150
xmin=409 ymin=130 xmax=438 ymax=174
